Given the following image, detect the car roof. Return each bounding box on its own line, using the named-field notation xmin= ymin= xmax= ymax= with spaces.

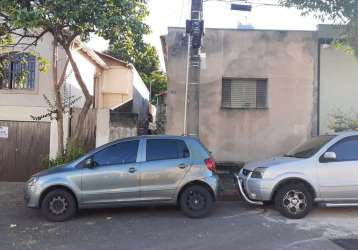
xmin=324 ymin=131 xmax=358 ymax=137
xmin=115 ymin=134 xmax=195 ymax=140
xmin=107 ymin=135 xmax=197 ymax=145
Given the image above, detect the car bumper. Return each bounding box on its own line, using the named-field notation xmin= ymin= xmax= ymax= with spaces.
xmin=203 ymin=174 xmax=220 ymax=200
xmin=24 ymin=184 xmax=41 ymax=208
xmin=237 ymin=170 xmax=274 ymax=202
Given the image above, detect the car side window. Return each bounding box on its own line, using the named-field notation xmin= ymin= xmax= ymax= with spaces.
xmin=93 ymin=140 xmax=139 ymax=166
xmin=146 ymin=139 xmax=190 ymax=161
xmin=327 ymin=136 xmax=358 ymax=162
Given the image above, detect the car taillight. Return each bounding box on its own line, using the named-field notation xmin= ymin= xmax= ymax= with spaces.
xmin=205 ymin=158 xmax=216 ymax=171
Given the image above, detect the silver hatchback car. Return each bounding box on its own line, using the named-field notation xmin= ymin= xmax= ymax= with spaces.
xmin=25 ymin=135 xmax=219 ymax=221
xmin=237 ymin=132 xmax=358 ymax=219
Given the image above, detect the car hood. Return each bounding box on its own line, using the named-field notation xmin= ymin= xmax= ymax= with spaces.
xmin=243 ymin=156 xmax=302 ymax=171
xmin=34 ymin=164 xmax=71 ymax=177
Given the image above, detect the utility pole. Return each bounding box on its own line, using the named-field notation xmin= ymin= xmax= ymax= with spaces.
xmin=184 ymin=0 xmax=204 ymax=137
xmin=183 ymin=1 xmax=251 ymax=136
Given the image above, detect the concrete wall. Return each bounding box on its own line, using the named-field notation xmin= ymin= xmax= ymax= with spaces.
xmin=319 ymin=45 xmax=358 ymax=134
xmin=155 ymin=93 xmax=167 ymax=134
xmin=96 ymin=109 xmax=110 ymax=147
xmin=110 ymin=112 xmax=138 ymax=141
xmin=166 ymin=28 xmax=317 ymax=162
xmin=131 ymin=66 xmax=150 ymax=134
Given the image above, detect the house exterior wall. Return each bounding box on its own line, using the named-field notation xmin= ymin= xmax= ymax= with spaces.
xmin=319 ymin=45 xmax=358 ymax=134
xmin=165 ymin=28 xmax=317 ymax=162
xmin=95 ymin=64 xmax=149 ymax=146
xmin=0 ymin=33 xmax=68 ymax=158
xmin=0 ymin=33 xmax=67 ymax=114
xmin=97 ymin=66 xmax=133 ymax=109
xmin=66 ymin=49 xmax=96 ymax=108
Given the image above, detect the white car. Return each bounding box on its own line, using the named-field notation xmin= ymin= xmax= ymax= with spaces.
xmin=237 ymin=132 xmax=358 ymax=219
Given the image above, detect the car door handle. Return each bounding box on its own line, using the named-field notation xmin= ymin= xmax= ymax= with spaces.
xmin=128 ymin=167 xmax=137 ymax=173
xmin=178 ymin=163 xmax=187 ymax=169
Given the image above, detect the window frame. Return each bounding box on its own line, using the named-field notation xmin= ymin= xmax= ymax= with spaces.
xmin=0 ymin=52 xmax=37 ymax=93
xmin=89 ymin=139 xmax=140 ymax=167
xmin=221 ymin=77 xmax=268 ymax=110
xmin=144 ymin=138 xmax=191 ymax=162
xmin=320 ymin=136 xmax=358 ymax=163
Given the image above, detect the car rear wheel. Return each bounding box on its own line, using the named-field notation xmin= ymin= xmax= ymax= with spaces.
xmin=179 ymin=185 xmax=213 ymax=218
xmin=41 ymin=189 xmax=77 ymax=222
xmin=274 ymin=183 xmax=313 ymax=219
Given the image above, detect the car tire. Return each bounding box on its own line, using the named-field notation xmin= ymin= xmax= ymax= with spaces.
xmin=179 ymin=185 xmax=213 ymax=218
xmin=274 ymin=183 xmax=313 ymax=219
xmin=40 ymin=189 xmax=77 ymax=222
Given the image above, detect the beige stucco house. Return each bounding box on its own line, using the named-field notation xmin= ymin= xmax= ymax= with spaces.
xmin=0 ymin=33 xmax=149 ymax=181
xmin=162 ymin=27 xmax=318 ymax=162
xmin=162 ymin=25 xmax=358 ymax=163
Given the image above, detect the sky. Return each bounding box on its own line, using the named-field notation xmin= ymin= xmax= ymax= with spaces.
xmin=87 ymin=0 xmax=324 ymax=70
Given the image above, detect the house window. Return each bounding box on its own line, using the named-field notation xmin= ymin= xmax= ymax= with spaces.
xmin=221 ymin=78 xmax=268 ymax=109
xmin=0 ymin=52 xmax=36 ymax=90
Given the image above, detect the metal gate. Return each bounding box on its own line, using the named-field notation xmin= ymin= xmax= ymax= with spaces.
xmin=0 ymin=121 xmax=50 ymax=182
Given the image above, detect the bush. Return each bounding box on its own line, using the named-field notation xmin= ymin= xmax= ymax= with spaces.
xmin=329 ymin=110 xmax=358 ymax=132
xmin=41 ymin=143 xmax=84 ymax=169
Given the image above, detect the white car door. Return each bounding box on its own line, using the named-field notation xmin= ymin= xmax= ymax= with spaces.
xmin=318 ymin=136 xmax=358 ymax=200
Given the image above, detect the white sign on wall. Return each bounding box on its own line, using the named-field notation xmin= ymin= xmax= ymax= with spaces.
xmin=0 ymin=126 xmax=8 ymax=138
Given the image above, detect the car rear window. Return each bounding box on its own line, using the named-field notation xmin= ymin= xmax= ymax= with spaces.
xmin=146 ymin=139 xmax=190 ymax=161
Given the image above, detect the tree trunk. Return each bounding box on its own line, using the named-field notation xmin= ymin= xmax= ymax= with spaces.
xmin=52 ymin=38 xmax=64 ymax=156
xmin=64 ymin=45 xmax=93 ymax=146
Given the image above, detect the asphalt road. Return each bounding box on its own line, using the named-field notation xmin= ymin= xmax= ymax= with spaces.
xmin=1 ymin=182 xmax=358 ymax=250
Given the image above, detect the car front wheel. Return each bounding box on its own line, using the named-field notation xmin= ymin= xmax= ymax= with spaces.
xmin=40 ymin=189 xmax=77 ymax=222
xmin=179 ymin=185 xmax=214 ymax=218
xmin=274 ymin=183 xmax=313 ymax=219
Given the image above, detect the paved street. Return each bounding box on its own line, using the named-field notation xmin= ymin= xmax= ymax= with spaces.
xmin=1 ymin=182 xmax=358 ymax=250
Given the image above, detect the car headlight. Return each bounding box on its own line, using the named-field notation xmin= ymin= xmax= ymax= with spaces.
xmin=27 ymin=176 xmax=39 ymax=186
xmin=251 ymin=167 xmax=267 ymax=179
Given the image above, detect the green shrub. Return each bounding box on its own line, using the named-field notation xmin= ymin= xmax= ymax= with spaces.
xmin=329 ymin=110 xmax=358 ymax=132
xmin=41 ymin=143 xmax=84 ymax=169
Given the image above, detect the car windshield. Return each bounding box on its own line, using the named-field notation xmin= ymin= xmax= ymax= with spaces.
xmin=285 ymin=135 xmax=335 ymax=159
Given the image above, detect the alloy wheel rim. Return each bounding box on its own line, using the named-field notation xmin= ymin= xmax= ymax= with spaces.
xmin=186 ymin=191 xmax=206 ymax=211
xmin=49 ymin=196 xmax=68 ymax=215
xmin=283 ymin=190 xmax=307 ymax=215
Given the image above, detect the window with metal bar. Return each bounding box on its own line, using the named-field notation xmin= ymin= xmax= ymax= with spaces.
xmin=221 ymin=78 xmax=268 ymax=109
xmin=0 ymin=52 xmax=36 ymax=90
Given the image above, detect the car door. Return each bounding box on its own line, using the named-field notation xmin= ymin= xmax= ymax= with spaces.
xmin=318 ymin=136 xmax=358 ymax=200
xmin=139 ymin=138 xmax=191 ymax=201
xmin=80 ymin=139 xmax=141 ymax=205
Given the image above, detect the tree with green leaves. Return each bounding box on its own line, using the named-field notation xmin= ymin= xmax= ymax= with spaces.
xmin=279 ymin=0 xmax=358 ymax=57
xmin=0 ymin=0 xmax=150 ymax=155
xmin=107 ymin=36 xmax=167 ymax=102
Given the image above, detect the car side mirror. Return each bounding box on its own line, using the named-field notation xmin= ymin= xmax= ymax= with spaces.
xmin=323 ymin=152 xmax=337 ymax=162
xmin=84 ymin=158 xmax=95 ymax=168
